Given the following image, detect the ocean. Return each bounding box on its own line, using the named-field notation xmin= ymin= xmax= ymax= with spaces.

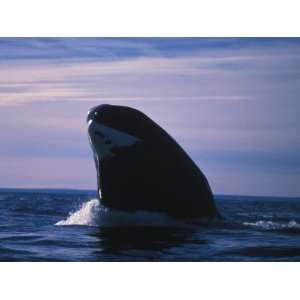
xmin=0 ymin=188 xmax=299 ymax=261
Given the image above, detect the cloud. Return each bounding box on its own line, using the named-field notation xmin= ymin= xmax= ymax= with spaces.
xmin=1 ymin=42 xmax=300 ymax=107
xmin=0 ymin=38 xmax=300 ymax=196
xmin=0 ymin=56 xmax=249 ymax=106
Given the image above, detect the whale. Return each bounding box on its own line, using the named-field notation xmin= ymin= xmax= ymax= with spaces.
xmin=87 ymin=104 xmax=219 ymax=219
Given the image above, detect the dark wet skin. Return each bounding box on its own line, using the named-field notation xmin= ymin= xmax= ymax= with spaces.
xmin=88 ymin=104 xmax=219 ymax=220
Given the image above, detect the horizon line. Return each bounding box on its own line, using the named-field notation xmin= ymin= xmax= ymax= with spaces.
xmin=0 ymin=186 xmax=299 ymax=200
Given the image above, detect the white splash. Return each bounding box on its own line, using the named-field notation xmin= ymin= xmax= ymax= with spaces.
xmin=55 ymin=199 xmax=185 ymax=227
xmin=243 ymin=220 xmax=300 ymax=230
xmin=55 ymin=199 xmax=101 ymax=226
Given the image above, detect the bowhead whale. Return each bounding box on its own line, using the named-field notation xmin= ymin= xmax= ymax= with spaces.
xmin=87 ymin=104 xmax=219 ymax=219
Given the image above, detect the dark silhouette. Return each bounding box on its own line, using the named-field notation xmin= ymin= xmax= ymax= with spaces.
xmin=87 ymin=104 xmax=219 ymax=219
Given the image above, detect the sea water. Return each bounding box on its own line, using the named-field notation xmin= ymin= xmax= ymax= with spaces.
xmin=0 ymin=189 xmax=299 ymax=261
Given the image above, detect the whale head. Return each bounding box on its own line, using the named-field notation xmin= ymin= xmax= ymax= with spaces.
xmin=87 ymin=104 xmax=141 ymax=162
xmin=87 ymin=104 xmax=218 ymax=219
xmin=87 ymin=104 xmax=155 ymax=202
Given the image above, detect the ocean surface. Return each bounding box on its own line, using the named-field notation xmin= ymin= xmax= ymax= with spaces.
xmin=0 ymin=188 xmax=299 ymax=261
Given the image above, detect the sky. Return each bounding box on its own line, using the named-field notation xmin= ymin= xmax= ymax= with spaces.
xmin=0 ymin=38 xmax=299 ymax=197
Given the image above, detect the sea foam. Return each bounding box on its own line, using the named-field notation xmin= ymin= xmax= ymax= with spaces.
xmin=243 ymin=220 xmax=300 ymax=230
xmin=55 ymin=199 xmax=101 ymax=226
xmin=55 ymin=199 xmax=185 ymax=227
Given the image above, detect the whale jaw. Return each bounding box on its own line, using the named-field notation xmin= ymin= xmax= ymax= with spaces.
xmin=87 ymin=119 xmax=140 ymax=161
xmin=87 ymin=117 xmax=141 ymax=204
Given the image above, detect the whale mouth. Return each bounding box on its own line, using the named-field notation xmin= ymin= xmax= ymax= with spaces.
xmin=87 ymin=119 xmax=140 ymax=162
xmin=87 ymin=104 xmax=141 ymax=163
xmin=87 ymin=107 xmax=141 ymax=199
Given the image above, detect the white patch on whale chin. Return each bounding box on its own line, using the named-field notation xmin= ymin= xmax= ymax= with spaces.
xmin=88 ymin=120 xmax=140 ymax=159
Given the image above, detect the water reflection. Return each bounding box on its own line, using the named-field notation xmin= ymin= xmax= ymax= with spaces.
xmin=90 ymin=227 xmax=206 ymax=261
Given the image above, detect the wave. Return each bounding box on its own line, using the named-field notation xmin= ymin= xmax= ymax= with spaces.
xmin=55 ymin=199 xmax=185 ymax=227
xmin=243 ymin=220 xmax=300 ymax=233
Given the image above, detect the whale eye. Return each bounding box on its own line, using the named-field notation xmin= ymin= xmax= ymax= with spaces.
xmin=95 ymin=131 xmax=105 ymax=138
